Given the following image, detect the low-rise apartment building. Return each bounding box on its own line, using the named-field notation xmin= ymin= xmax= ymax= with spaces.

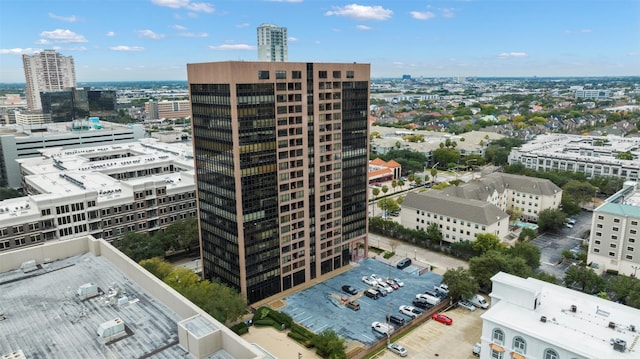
xmin=480 ymin=272 xmax=639 ymax=359
xmin=588 ymin=181 xmax=640 ymax=276
xmin=509 ymin=134 xmax=640 ymax=181
xmin=0 ymin=139 xmax=196 ymax=252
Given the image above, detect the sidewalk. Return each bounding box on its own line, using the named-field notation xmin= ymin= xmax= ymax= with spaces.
xmin=242 ymin=325 xmax=320 ymax=359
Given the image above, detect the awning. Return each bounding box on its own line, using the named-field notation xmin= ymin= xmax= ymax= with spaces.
xmin=489 ymin=343 xmax=505 ymax=352
xmin=511 ymin=352 xmax=526 ymax=359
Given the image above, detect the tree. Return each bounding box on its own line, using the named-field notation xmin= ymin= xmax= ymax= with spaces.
xmin=378 ymin=198 xmax=399 ymax=213
xmin=564 ymin=265 xmax=606 ymax=294
xmin=508 ymin=241 xmax=541 ymax=270
xmin=532 ymin=271 xmax=558 ymax=284
xmin=430 ymin=168 xmax=438 ymax=184
xmin=381 ymin=185 xmax=389 ymax=195
xmin=469 ymin=250 xmax=507 ymax=290
xmin=164 ymin=267 xmax=201 ymax=292
xmin=163 ymin=217 xmax=200 ymax=253
xmin=562 ymin=180 xmax=597 ymax=206
xmin=312 ymin=329 xmax=347 ymax=359
xmin=537 ymin=208 xmax=566 ymax=232
xmin=371 ymin=187 xmax=380 ymax=199
xmin=442 ymin=267 xmax=479 ymax=301
xmin=114 ymin=232 xmax=165 ymax=262
xmin=508 ymin=207 xmax=523 ymax=222
xmin=391 ymin=180 xmax=398 ymax=192
xmin=140 ymin=257 xmax=174 ymax=279
xmin=472 ymin=233 xmax=505 ymax=255
xmin=426 ymin=223 xmax=443 ymax=245
xmin=433 ymin=148 xmax=460 ymax=169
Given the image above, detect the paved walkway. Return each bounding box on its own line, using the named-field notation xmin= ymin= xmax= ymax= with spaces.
xmin=243 ymin=325 xmax=320 ymax=359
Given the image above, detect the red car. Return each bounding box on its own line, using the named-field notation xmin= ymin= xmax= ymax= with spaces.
xmin=432 ymin=313 xmax=453 ymax=325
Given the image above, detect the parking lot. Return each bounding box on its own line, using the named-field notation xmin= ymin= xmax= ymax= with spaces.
xmin=279 ymin=258 xmax=443 ymax=346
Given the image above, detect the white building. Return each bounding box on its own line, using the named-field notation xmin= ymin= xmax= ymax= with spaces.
xmin=588 ymin=181 xmax=640 ymax=276
xmin=22 ymin=49 xmax=76 ymax=111
xmin=0 ymin=139 xmax=196 ymax=252
xmin=441 ymin=173 xmax=562 ymax=222
xmin=508 ymin=134 xmax=640 ymax=181
xmin=0 ymin=121 xmax=145 ymax=188
xmin=257 ymin=23 xmax=288 ymax=62
xmin=480 ymin=272 xmax=640 ymax=359
xmin=401 ymin=190 xmax=511 ymax=243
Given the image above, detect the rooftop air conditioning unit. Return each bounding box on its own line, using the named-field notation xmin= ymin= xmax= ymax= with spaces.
xmin=571 ymin=305 xmax=577 ymax=313
xmin=609 ymin=321 xmax=616 ymax=329
xmin=613 ymin=339 xmax=627 ymax=352
xmin=540 ymin=316 xmax=547 ymax=323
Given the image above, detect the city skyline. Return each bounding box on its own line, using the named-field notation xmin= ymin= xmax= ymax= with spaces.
xmin=1 ymin=0 xmax=639 ymax=83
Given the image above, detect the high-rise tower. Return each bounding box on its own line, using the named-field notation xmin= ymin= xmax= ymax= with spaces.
xmin=257 ymin=23 xmax=288 ymax=62
xmin=22 ymin=50 xmax=77 ymax=111
xmin=188 ymin=61 xmax=370 ymax=303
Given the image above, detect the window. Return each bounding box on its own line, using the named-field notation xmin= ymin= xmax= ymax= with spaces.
xmin=276 ymin=70 xmax=286 ymax=79
xmin=544 ymin=349 xmax=558 ymax=359
xmin=492 ymin=328 xmax=504 ymax=345
xmin=318 ymin=70 xmax=327 ymax=78
xmin=513 ymin=337 xmax=526 ymax=354
xmin=332 ymin=71 xmax=341 ymax=78
xmin=258 ymin=70 xmax=269 ymax=79
xmin=346 ymin=70 xmax=354 ymax=78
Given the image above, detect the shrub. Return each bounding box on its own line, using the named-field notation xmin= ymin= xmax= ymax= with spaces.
xmin=231 ymin=325 xmax=249 ymax=335
xmin=253 ymin=318 xmax=279 ymax=329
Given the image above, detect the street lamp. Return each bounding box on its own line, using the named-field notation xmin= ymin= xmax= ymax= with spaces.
xmin=632 ymin=265 xmax=640 ymax=278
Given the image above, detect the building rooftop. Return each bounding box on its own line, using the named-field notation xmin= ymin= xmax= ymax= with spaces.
xmin=402 ymin=190 xmax=508 ymax=225
xmin=441 ymin=172 xmax=562 ymax=199
xmin=597 ymin=181 xmax=640 ymax=217
xmin=0 ymin=121 xmax=142 ymax=138
xmin=0 ymin=236 xmax=265 ymax=359
xmin=485 ymin=273 xmax=640 ymax=358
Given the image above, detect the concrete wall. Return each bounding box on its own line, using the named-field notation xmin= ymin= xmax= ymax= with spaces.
xmin=0 ymin=236 xmax=90 ymax=272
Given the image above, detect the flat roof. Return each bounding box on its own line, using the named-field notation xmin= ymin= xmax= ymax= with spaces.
xmin=0 ymin=252 xmax=187 ymax=358
xmin=484 ymin=275 xmax=640 ymax=358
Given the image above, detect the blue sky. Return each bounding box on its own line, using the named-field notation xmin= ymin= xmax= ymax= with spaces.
xmin=0 ymin=0 xmax=638 ymax=82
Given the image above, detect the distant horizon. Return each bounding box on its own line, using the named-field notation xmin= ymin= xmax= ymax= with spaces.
xmin=1 ymin=1 xmax=639 ymax=82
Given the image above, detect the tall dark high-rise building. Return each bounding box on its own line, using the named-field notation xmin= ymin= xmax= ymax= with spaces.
xmin=188 ymin=61 xmax=370 ymax=303
xmin=40 ymin=87 xmax=117 ymax=122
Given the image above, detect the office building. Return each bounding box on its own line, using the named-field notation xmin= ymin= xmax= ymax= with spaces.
xmin=509 ymin=134 xmax=640 ymax=181
xmin=41 ymin=87 xmax=117 ymax=123
xmin=257 ymin=23 xmax=288 ymax=62
xmin=145 ymin=100 xmax=192 ymax=120
xmin=188 ymin=61 xmax=370 ymax=303
xmin=479 ymin=272 xmax=639 ymax=359
xmin=588 ymin=181 xmax=640 ymax=276
xmin=0 ymin=121 xmax=145 ymax=188
xmin=0 ymin=235 xmax=265 ymax=358
xmin=0 ymin=138 xmax=196 ymax=252
xmin=22 ymin=50 xmax=77 ymax=111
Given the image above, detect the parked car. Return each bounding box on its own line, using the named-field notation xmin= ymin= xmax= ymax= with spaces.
xmin=396 ymin=258 xmax=412 ymax=269
xmin=393 ymin=278 xmax=405 ymax=287
xmin=342 ymin=285 xmax=358 ymax=295
xmin=472 ymin=343 xmax=481 ymax=357
xmin=362 ymin=276 xmax=377 ymax=286
xmin=386 ymin=314 xmax=406 ymax=326
xmin=431 ymin=313 xmax=453 ymax=325
xmin=375 ymin=287 xmax=388 ymax=297
xmin=387 ymin=343 xmax=408 ymax=357
xmin=412 ymin=298 xmax=433 ymax=310
xmin=377 ymin=282 xmax=393 ymax=293
xmin=470 ymin=294 xmax=489 ymax=309
xmin=386 ymin=279 xmax=399 ymax=290
xmin=364 ymin=289 xmax=379 ymax=300
xmin=565 ymin=223 xmax=574 ymax=229
xmin=435 ymin=283 xmax=449 ymax=296
xmin=567 ymin=218 xmax=577 ymax=225
xmin=372 ymin=321 xmax=395 ymax=335
xmin=399 ymin=305 xmax=422 ymax=318
xmin=416 ymin=293 xmax=441 ymax=305
xmin=458 ymin=299 xmax=476 ymax=311
xmin=345 ymin=301 xmax=360 ymax=311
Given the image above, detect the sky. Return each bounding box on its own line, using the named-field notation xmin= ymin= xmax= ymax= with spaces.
xmin=0 ymin=0 xmax=639 ymax=83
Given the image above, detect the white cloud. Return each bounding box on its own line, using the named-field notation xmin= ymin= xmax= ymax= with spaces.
xmin=172 ymin=24 xmax=187 ymax=30
xmin=0 ymin=48 xmax=42 ymax=55
xmin=410 ymin=11 xmax=435 ymax=20
xmin=208 ymin=44 xmax=255 ymax=50
xmin=66 ymin=46 xmax=88 ymax=51
xmin=325 ymin=4 xmax=392 ymax=21
xmin=178 ymin=32 xmax=208 ymax=38
xmin=288 ymin=36 xmax=298 ymax=42
xmin=565 ymin=29 xmax=592 ymax=34
xmin=137 ymin=30 xmax=166 ymax=39
xmin=236 ymin=23 xmax=250 ymax=28
xmin=106 ymin=31 xmax=115 ymax=37
xmin=110 ymin=45 xmax=145 ymax=52
xmin=152 ymin=0 xmax=214 ymax=13
xmin=35 ymin=39 xmax=51 ymax=45
xmin=441 ymin=8 xmax=455 ymax=18
xmin=40 ymin=29 xmax=87 ymax=43
xmin=48 ymin=13 xmax=79 ymax=22
xmin=497 ymin=52 xmax=528 ymax=58
xmin=356 ymin=25 xmax=372 ymax=30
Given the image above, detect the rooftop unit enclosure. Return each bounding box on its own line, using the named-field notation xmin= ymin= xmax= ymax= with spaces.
xmin=77 ymin=283 xmax=99 ymax=300
xmin=97 ymin=318 xmax=126 ymax=342
xmin=490 ymin=273 xmax=542 ymax=309
xmin=613 ymin=338 xmax=627 ymax=352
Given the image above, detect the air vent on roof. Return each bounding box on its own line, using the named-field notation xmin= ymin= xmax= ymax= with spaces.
xmin=97 ymin=318 xmax=126 ymax=342
xmin=540 ymin=316 xmax=547 ymax=323
xmin=571 ymin=305 xmax=577 ymax=313
xmin=609 ymin=321 xmax=616 ymax=329
xmin=20 ymin=260 xmax=37 ymax=273
xmin=612 ymin=338 xmax=627 ymax=352
xmin=630 ymin=325 xmax=636 ymax=332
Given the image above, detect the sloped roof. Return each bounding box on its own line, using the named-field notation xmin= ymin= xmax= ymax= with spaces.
xmin=440 ymin=172 xmax=561 ymax=200
xmin=386 ymin=159 xmax=401 ymax=168
xmin=370 ymin=158 xmax=386 ymax=166
xmin=402 ymin=191 xmax=508 ymax=225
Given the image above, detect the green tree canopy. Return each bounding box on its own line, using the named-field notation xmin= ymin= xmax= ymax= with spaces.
xmin=507 ymin=241 xmax=541 ymax=270
xmin=139 ymin=257 xmax=174 ymax=279
xmin=115 ymin=232 xmax=165 ymax=262
xmin=432 ymin=148 xmax=460 ymax=169
xmin=163 ymin=217 xmax=200 ymax=253
xmin=564 ymin=265 xmax=606 ymax=294
xmin=537 ymin=208 xmax=566 ymax=232
xmin=311 ymin=329 xmax=347 ymax=359
xmin=442 ymin=267 xmax=479 ymax=301
xmin=426 ymin=223 xmax=443 ymax=245
xmin=472 ymin=233 xmax=505 ymax=255
xmin=562 ymin=180 xmax=597 ymax=206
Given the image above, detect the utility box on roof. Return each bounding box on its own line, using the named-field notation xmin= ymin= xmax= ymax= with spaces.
xmin=97 ymin=318 xmax=126 ymax=342
xmin=77 ymin=283 xmax=99 ymax=300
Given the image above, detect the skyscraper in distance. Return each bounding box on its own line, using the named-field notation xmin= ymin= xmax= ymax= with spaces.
xmin=188 ymin=61 xmax=370 ymax=303
xmin=257 ymin=23 xmax=288 ymax=62
xmin=22 ymin=50 xmax=77 ymax=111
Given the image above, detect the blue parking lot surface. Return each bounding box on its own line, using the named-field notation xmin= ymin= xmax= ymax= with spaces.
xmin=280 ymin=258 xmax=443 ymax=346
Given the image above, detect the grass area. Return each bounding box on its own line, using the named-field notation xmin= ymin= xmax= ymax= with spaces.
xmin=369 ymin=246 xmax=384 ymax=254
xmin=383 ymin=251 xmax=395 ymax=259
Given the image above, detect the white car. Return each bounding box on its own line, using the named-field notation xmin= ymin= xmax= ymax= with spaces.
xmin=371 ymin=274 xmax=385 ymax=284
xmin=399 ymin=305 xmax=421 ymax=318
xmin=362 ymin=276 xmax=376 ymax=286
xmin=458 ymin=299 xmax=476 ymax=311
xmin=372 ymin=321 xmax=395 ymax=335
xmin=388 ymin=343 xmax=408 ymax=357
xmin=377 ymin=282 xmax=393 ymax=293
xmin=393 ymin=278 xmax=405 ymax=287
